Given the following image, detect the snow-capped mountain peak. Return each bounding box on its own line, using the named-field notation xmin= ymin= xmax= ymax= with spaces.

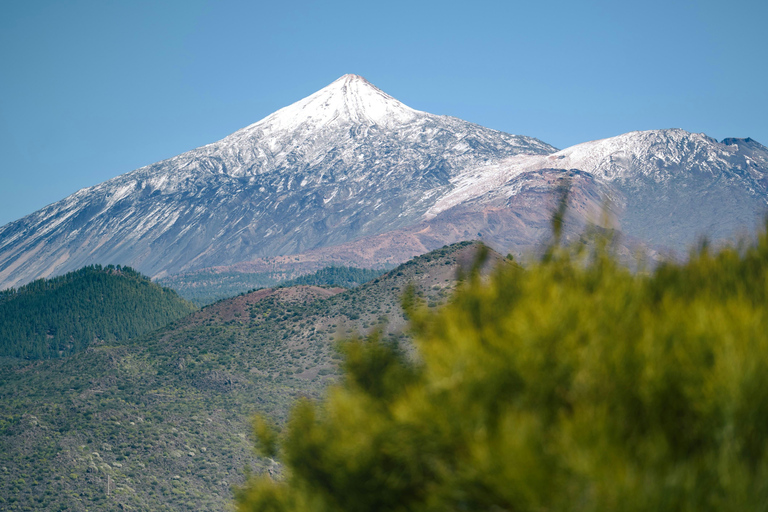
xmin=244 ymin=74 xmax=421 ymax=135
xmin=0 ymin=75 xmax=556 ymax=289
xmin=6 ymin=70 xmax=762 ymax=291
xmin=428 ymin=128 xmax=768 ymax=217
xmin=541 ymin=129 xmax=727 ymax=180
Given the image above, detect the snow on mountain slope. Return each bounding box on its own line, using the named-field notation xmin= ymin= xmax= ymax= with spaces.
xmin=3 ymin=72 xmax=766 ymax=291
xmin=541 ymin=129 xmax=768 ymax=182
xmin=427 ymin=129 xmax=768 ymax=251
xmin=0 ymin=75 xmax=556 ymax=289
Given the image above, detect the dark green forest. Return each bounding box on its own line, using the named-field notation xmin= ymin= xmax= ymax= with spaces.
xmin=0 ymin=265 xmax=196 ymax=359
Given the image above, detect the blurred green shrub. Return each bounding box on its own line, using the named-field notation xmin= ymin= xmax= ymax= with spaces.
xmin=237 ymin=224 xmax=768 ymax=512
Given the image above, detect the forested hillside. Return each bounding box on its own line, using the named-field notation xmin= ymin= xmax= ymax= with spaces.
xmin=277 ymin=266 xmax=387 ymax=289
xmin=156 ymin=270 xmax=285 ymax=307
xmin=0 ymin=265 xmax=196 ymax=359
xmin=158 ymin=266 xmax=388 ymax=307
xmin=0 ymin=242 xmax=485 ymax=511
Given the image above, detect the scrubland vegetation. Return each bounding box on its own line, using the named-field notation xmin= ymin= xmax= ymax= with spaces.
xmin=0 ymin=244 xmax=467 ymax=511
xmin=5 ymin=213 xmax=768 ymax=511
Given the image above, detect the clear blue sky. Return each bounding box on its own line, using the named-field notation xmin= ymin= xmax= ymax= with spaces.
xmin=1 ymin=0 xmax=766 ymax=226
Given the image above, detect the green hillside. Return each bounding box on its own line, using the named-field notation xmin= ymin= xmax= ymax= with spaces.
xmin=0 ymin=242 xmax=485 ymax=511
xmin=0 ymin=265 xmax=197 ymax=359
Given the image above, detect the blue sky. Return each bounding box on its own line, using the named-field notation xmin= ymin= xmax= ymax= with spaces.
xmin=1 ymin=0 xmax=766 ymax=226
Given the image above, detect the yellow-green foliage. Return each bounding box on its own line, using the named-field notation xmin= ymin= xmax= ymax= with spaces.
xmin=237 ymin=227 xmax=768 ymax=512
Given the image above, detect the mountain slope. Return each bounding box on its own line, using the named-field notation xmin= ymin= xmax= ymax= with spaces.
xmin=3 ymin=75 xmax=766 ymax=290
xmin=0 ymin=241 xmax=494 ymax=511
xmin=0 ymin=75 xmax=554 ymax=289
xmin=425 ymin=129 xmax=768 ymax=254
xmin=153 ymin=128 xmax=768 ymax=291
